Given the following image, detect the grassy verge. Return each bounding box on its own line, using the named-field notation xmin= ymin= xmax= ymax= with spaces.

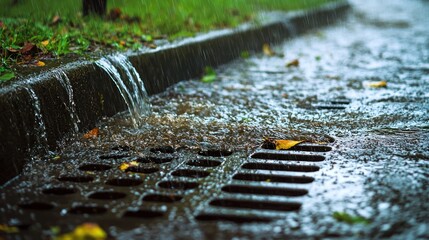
xmin=0 ymin=0 xmax=336 ymax=82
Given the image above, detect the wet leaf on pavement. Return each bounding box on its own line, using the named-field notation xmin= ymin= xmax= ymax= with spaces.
xmin=201 ymin=66 xmax=217 ymax=83
xmin=263 ymin=138 xmax=303 ymax=150
xmin=286 ymin=59 xmax=300 ymax=67
xmin=367 ymin=81 xmax=387 ymax=88
xmin=119 ymin=161 xmax=139 ymax=172
xmin=0 ymin=224 xmax=19 ymax=233
xmin=333 ymin=211 xmax=371 ymax=225
xmin=83 ymin=128 xmax=100 ymax=139
xmin=263 ymin=43 xmax=276 ymax=57
xmin=55 ymin=222 xmax=107 ymax=240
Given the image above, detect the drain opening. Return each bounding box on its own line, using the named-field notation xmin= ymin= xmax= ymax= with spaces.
xmin=158 ymin=181 xmax=199 ymax=190
xmin=68 ymin=205 xmax=107 ymax=215
xmin=198 ymin=149 xmax=233 ymax=157
xmin=186 ymin=159 xmax=222 ymax=167
xmin=78 ymin=163 xmax=112 ymax=171
xmin=209 ymin=199 xmax=301 ymax=212
xmin=314 ymin=105 xmax=346 ymax=110
xmin=106 ymin=178 xmax=143 ymax=187
xmin=233 ymin=173 xmax=314 ymax=184
xmin=251 ymin=153 xmax=325 ymax=162
xmin=143 ymin=194 xmax=183 ymax=203
xmin=99 ymin=153 xmax=130 ymax=159
xmin=123 ymin=209 xmax=164 ymax=218
xmin=261 ymin=144 xmax=332 ymax=152
xmin=137 ymin=156 xmax=173 ymax=164
xmin=222 ymin=185 xmax=308 ymax=197
xmin=58 ymin=175 xmax=94 ymax=183
xmin=88 ymin=191 xmax=127 ymax=200
xmin=7 ymin=219 xmax=31 ymax=230
xmin=195 ymin=214 xmax=272 ymax=223
xmin=42 ymin=187 xmax=77 ymax=195
xmin=125 ymin=166 xmax=159 ymax=174
xmin=150 ymin=146 xmax=175 ymax=154
xmin=242 ymin=162 xmax=319 ymax=172
xmin=171 ymin=169 xmax=210 ymax=178
xmin=18 ymin=202 xmax=54 ymax=210
xmin=330 ymin=99 xmax=351 ymax=105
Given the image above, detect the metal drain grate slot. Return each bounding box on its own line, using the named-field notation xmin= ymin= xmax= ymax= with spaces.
xmin=58 ymin=175 xmax=94 ymax=183
xmin=105 ymin=178 xmax=143 ymax=187
xmin=186 ymin=159 xmax=222 ymax=167
xmin=312 ymin=99 xmax=351 ymax=110
xmin=125 ymin=166 xmax=159 ymax=174
xmin=157 ymin=181 xmax=199 ymax=190
xmin=171 ymin=169 xmax=210 ymax=178
xmin=150 ymin=146 xmax=176 ymax=154
xmin=209 ymin=199 xmax=301 ymax=212
xmin=137 ymin=156 xmax=174 ymax=164
xmin=261 ymin=143 xmax=332 ymax=152
xmin=123 ymin=209 xmax=165 ymax=219
xmin=198 ymin=149 xmax=233 ymax=157
xmin=313 ymin=105 xmax=346 ymax=110
xmin=42 ymin=187 xmax=77 ymax=195
xmin=143 ymin=194 xmax=183 ymax=203
xmin=18 ymin=201 xmax=55 ymax=210
xmin=251 ymin=152 xmax=325 ymax=162
xmin=221 ymin=184 xmax=308 ymax=197
xmin=233 ymin=173 xmax=314 ymax=184
xmin=88 ymin=191 xmax=127 ymax=200
xmin=242 ymin=162 xmax=320 ymax=172
xmin=68 ymin=205 xmax=108 ymax=215
xmin=195 ymin=213 xmax=273 ymax=223
xmin=99 ymin=153 xmax=130 ymax=159
xmin=78 ymin=163 xmax=112 ymax=171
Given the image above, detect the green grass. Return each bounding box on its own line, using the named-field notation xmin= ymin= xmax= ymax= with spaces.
xmin=0 ymin=0 xmax=336 ymax=82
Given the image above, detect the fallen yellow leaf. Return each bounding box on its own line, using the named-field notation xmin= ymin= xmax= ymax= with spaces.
xmin=55 ymin=223 xmax=107 ymax=240
xmin=119 ymin=161 xmax=139 ymax=171
xmin=41 ymin=40 xmax=50 ymax=46
xmin=36 ymin=61 xmax=46 ymax=67
xmin=83 ymin=128 xmax=99 ymax=139
xmin=286 ymin=59 xmax=299 ymax=67
xmin=275 ymin=140 xmax=303 ymax=150
xmin=0 ymin=224 xmax=19 ymax=233
xmin=263 ymin=43 xmax=276 ymax=57
xmin=367 ymin=81 xmax=387 ymax=88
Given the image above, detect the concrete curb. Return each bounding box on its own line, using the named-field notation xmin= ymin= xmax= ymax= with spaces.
xmin=0 ymin=1 xmax=350 ymax=184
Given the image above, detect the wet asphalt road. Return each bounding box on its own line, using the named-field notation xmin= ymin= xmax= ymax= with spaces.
xmin=1 ymin=0 xmax=429 ymax=239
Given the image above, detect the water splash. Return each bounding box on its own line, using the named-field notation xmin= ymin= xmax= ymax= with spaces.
xmin=23 ymin=86 xmax=48 ymax=153
xmin=96 ymin=54 xmax=151 ymax=127
xmin=53 ymin=70 xmax=80 ymax=132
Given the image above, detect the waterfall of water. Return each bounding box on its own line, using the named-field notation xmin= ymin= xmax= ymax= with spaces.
xmin=96 ymin=54 xmax=151 ymax=127
xmin=23 ymin=86 xmax=48 ymax=153
xmin=54 ymin=70 xmax=81 ymax=132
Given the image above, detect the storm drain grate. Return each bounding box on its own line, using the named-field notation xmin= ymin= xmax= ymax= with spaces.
xmin=0 ymin=140 xmax=332 ymax=235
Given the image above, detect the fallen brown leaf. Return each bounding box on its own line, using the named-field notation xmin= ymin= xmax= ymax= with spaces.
xmin=286 ymin=59 xmax=299 ymax=67
xmin=83 ymin=128 xmax=100 ymax=139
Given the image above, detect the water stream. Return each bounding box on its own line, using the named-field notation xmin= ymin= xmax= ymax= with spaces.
xmin=96 ymin=54 xmax=151 ymax=127
xmin=53 ymin=70 xmax=80 ymax=133
xmin=22 ymin=86 xmax=48 ymax=153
